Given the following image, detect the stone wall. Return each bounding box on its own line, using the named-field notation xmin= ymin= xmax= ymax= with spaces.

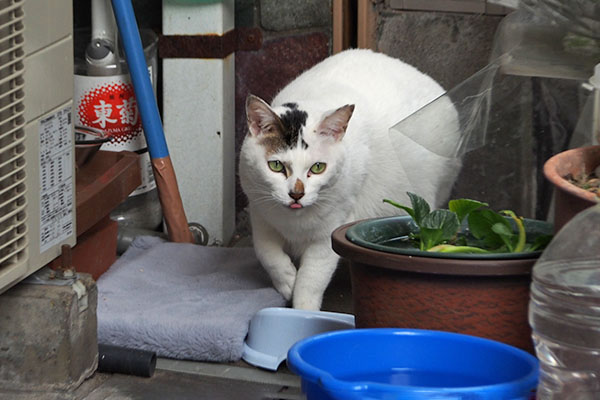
xmin=375 ymin=8 xmax=503 ymax=91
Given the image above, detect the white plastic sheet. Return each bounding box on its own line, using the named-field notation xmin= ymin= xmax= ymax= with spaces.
xmin=388 ymin=6 xmax=599 ymax=220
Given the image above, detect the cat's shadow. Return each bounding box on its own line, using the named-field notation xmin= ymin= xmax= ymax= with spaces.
xmin=321 ymin=260 xmax=353 ymax=314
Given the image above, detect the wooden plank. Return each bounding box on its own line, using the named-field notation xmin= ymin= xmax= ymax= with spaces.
xmin=357 ymin=0 xmax=376 ymax=49
xmin=333 ymin=0 xmax=344 ymax=53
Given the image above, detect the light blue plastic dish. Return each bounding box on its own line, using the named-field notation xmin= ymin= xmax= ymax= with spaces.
xmin=242 ymin=307 xmax=355 ymax=371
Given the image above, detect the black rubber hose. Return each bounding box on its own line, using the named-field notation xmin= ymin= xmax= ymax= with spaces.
xmin=97 ymin=344 xmax=157 ymax=377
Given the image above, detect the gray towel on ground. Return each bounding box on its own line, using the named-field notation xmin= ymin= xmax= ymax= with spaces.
xmin=96 ymin=236 xmax=286 ymax=362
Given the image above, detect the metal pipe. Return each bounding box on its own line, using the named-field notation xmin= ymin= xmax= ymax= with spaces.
xmin=91 ymin=0 xmax=118 ymax=44
xmin=87 ymin=0 xmax=119 ymax=76
xmin=117 ymin=224 xmax=209 ymax=254
xmin=98 ymin=344 xmax=156 ymax=377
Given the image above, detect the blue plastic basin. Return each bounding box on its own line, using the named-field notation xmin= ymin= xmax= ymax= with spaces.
xmin=287 ymin=328 xmax=538 ymax=400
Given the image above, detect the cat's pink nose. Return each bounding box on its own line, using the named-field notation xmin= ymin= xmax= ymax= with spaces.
xmin=289 ymin=192 xmax=304 ymax=201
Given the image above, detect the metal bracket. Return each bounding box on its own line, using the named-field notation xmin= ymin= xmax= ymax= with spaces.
xmin=23 ymin=245 xmax=77 ymax=286
xmin=159 ymin=27 xmax=262 ymax=59
xmin=23 ymin=266 xmax=77 ymax=287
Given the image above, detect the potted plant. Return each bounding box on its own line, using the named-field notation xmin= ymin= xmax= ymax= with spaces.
xmin=331 ymin=193 xmax=553 ymax=353
xmin=543 ymin=145 xmax=600 ymax=232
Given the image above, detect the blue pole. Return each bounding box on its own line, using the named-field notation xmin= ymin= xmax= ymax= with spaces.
xmin=110 ymin=0 xmax=169 ymax=159
xmin=110 ymin=0 xmax=194 ymax=243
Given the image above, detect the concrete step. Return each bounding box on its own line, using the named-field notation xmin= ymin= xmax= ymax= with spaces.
xmin=0 ymin=271 xmax=98 ymax=396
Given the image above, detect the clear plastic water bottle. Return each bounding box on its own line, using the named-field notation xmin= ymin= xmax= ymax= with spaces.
xmin=529 ymin=203 xmax=600 ymax=399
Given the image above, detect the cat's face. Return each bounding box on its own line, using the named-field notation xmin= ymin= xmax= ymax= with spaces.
xmin=243 ymin=95 xmax=354 ymax=211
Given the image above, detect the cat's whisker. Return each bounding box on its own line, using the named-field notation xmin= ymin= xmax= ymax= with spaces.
xmin=249 ymin=197 xmax=277 ymax=207
xmin=243 ymin=188 xmax=278 ymax=202
xmin=315 ymin=192 xmax=340 ymax=204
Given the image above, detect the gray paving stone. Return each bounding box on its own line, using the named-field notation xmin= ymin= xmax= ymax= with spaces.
xmin=77 ymin=370 xmax=302 ymax=400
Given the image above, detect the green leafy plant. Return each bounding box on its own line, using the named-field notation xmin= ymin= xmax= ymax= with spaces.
xmin=383 ymin=192 xmax=552 ymax=254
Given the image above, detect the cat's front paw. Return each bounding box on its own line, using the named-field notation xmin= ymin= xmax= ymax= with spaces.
xmin=272 ymin=265 xmax=296 ymax=301
xmin=292 ymin=296 xmax=321 ymax=311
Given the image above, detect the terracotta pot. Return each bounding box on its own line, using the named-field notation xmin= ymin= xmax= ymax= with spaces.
xmin=543 ymin=145 xmax=600 ymax=232
xmin=331 ymin=217 xmax=552 ymax=353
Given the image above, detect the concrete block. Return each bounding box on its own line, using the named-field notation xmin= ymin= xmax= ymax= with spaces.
xmin=0 ymin=273 xmax=98 ymax=394
xmin=448 ymin=75 xmax=537 ymax=216
xmin=235 ymin=0 xmax=257 ymax=28
xmin=376 ymin=11 xmax=502 ymax=91
xmin=389 ymin=0 xmax=509 ymax=15
xmin=390 ymin=0 xmax=486 ymax=14
xmin=485 ymin=2 xmax=511 ymax=15
xmin=260 ymin=0 xmax=331 ymax=31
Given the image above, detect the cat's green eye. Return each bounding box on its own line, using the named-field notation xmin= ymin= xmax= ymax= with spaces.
xmin=310 ymin=162 xmax=326 ymax=174
xmin=268 ymin=160 xmax=284 ymax=173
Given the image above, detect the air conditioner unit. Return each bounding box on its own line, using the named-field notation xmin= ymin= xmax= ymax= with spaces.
xmin=0 ymin=0 xmax=76 ymax=294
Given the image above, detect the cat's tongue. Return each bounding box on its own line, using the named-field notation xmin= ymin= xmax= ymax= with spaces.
xmin=290 ymin=203 xmax=303 ymax=209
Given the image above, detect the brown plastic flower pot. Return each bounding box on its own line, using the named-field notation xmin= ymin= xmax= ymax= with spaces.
xmin=331 ymin=217 xmax=552 ymax=353
xmin=543 ymin=145 xmax=600 ymax=232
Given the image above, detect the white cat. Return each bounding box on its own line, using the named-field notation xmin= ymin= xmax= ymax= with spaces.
xmin=239 ymin=49 xmax=460 ymax=310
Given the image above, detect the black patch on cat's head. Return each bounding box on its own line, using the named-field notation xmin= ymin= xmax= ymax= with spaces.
xmin=279 ymin=105 xmax=309 ymax=149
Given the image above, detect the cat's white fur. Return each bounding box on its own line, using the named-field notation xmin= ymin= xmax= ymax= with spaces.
xmin=240 ymin=49 xmax=460 ymax=310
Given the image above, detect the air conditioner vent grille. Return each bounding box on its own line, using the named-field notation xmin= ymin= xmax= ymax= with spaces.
xmin=0 ymin=0 xmax=26 ymax=272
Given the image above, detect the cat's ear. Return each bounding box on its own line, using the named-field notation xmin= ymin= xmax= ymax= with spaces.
xmin=246 ymin=94 xmax=281 ymax=137
xmin=317 ymin=104 xmax=355 ymax=142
